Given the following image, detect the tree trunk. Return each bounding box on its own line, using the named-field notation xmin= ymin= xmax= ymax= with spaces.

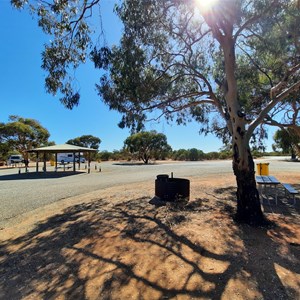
xmin=142 ymin=153 xmax=149 ymax=164
xmin=220 ymin=34 xmax=265 ymax=225
xmin=232 ymin=139 xmax=265 ymax=225
xmin=291 ymin=148 xmax=296 ymax=160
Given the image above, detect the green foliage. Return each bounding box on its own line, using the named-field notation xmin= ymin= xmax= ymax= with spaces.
xmin=94 ymin=0 xmax=300 ymax=147
xmin=66 ymin=135 xmax=101 ymax=150
xmin=124 ymin=131 xmax=172 ymax=164
xmin=67 ymin=134 xmax=101 ymax=160
xmin=272 ymin=128 xmax=300 ymax=159
xmin=218 ymin=151 xmax=232 ymax=160
xmin=188 ymin=148 xmax=200 ymax=161
xmin=98 ymin=150 xmax=111 ymax=161
xmin=172 ymin=149 xmax=188 ymax=161
xmin=273 ymin=129 xmax=292 ymax=153
xmin=0 ymin=141 xmax=10 ymax=162
xmin=11 ymin=0 xmax=300 ymax=223
xmin=0 ymin=115 xmax=50 ymax=159
xmin=12 ymin=0 xmax=300 ymax=144
xmin=251 ymin=150 xmax=264 ymax=158
xmin=97 ymin=149 xmax=131 ymax=161
xmin=172 ymin=148 xmax=206 ymax=161
xmin=205 ymin=152 xmax=220 ymax=160
xmin=96 ymin=0 xmax=214 ymax=130
xmin=97 ymin=147 xmax=238 ymax=162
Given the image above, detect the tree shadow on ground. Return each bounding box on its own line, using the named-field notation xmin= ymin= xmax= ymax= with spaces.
xmin=0 ymin=193 xmax=299 ymax=299
xmin=258 ymin=185 xmax=300 ymax=216
xmin=113 ymin=162 xmax=156 ymax=166
xmin=0 ymin=171 xmax=85 ymax=181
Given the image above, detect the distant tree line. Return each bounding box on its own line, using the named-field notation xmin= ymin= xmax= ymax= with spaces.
xmin=0 ymin=115 xmax=289 ymax=165
xmin=97 ymin=148 xmax=266 ymax=162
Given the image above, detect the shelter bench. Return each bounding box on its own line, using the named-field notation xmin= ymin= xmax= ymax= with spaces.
xmin=282 ymin=183 xmax=298 ymax=205
xmin=55 ymin=164 xmax=72 ymax=171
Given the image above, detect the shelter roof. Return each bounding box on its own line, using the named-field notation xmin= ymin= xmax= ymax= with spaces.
xmin=27 ymin=143 xmax=97 ymax=153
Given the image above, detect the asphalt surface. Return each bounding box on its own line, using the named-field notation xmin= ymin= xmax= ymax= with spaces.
xmin=0 ymin=157 xmax=297 ymax=228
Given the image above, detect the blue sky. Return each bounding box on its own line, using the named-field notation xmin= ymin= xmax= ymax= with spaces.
xmin=0 ymin=0 xmax=275 ymax=152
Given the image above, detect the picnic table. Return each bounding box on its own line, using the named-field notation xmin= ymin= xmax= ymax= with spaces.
xmin=256 ymin=175 xmax=281 ymax=204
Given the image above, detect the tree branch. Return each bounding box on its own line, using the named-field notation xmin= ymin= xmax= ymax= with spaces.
xmin=247 ymin=80 xmax=300 ymax=139
xmin=141 ymin=94 xmax=215 ymax=113
xmin=270 ymin=63 xmax=300 ymax=98
xmin=233 ymin=0 xmax=280 ymax=42
xmin=236 ymin=43 xmax=274 ymax=87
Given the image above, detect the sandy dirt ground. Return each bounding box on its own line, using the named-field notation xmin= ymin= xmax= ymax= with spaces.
xmin=0 ymin=173 xmax=300 ymax=299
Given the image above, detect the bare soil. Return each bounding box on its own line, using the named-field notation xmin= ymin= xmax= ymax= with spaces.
xmin=0 ymin=173 xmax=300 ymax=299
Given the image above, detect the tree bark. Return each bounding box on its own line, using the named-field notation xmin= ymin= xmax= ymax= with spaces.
xmin=142 ymin=153 xmax=149 ymax=164
xmin=232 ymin=140 xmax=265 ymax=225
xmin=221 ymin=32 xmax=265 ymax=225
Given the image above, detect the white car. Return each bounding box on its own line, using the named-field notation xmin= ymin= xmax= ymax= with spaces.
xmin=7 ymin=155 xmax=23 ymax=165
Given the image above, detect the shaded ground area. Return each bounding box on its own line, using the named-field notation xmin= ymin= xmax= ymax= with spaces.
xmin=0 ymin=177 xmax=300 ymax=299
xmin=0 ymin=171 xmax=85 ymax=181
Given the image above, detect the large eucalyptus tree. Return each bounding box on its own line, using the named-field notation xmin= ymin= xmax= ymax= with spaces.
xmin=0 ymin=115 xmax=50 ymax=159
xmin=12 ymin=0 xmax=300 ymax=224
xmin=66 ymin=135 xmax=101 ymax=150
xmin=124 ymin=131 xmax=172 ymax=164
xmin=95 ymin=0 xmax=300 ymax=224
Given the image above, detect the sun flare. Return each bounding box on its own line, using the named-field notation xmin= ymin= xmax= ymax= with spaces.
xmin=196 ymin=0 xmax=218 ymax=11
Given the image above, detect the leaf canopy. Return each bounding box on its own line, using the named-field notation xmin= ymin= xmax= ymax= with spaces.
xmin=66 ymin=134 xmax=101 ymax=150
xmin=0 ymin=115 xmax=50 ymax=157
xmin=94 ymin=0 xmax=300 ymax=146
xmin=124 ymin=130 xmax=172 ymax=163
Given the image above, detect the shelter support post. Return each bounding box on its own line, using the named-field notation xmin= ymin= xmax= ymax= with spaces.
xmin=55 ymin=153 xmax=57 ymax=171
xmin=43 ymin=152 xmax=47 ymax=172
xmin=36 ymin=152 xmax=39 ymax=172
xmin=73 ymin=152 xmax=76 ymax=172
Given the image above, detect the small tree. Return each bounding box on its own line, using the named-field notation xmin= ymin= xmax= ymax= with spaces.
xmin=188 ymin=148 xmax=200 ymax=161
xmin=0 ymin=140 xmax=10 ymax=162
xmin=0 ymin=116 xmax=50 ymax=159
xmin=273 ymin=128 xmax=300 ymax=159
xmin=67 ymin=135 xmax=101 ymax=160
xmin=98 ymin=151 xmax=111 ymax=161
xmin=124 ymin=131 xmax=172 ymax=164
xmin=172 ymin=149 xmax=188 ymax=161
xmin=66 ymin=135 xmax=101 ymax=150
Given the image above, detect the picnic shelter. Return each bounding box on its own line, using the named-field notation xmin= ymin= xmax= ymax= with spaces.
xmin=27 ymin=144 xmax=97 ymax=173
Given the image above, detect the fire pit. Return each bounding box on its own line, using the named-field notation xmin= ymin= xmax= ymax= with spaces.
xmin=155 ymin=174 xmax=190 ymax=201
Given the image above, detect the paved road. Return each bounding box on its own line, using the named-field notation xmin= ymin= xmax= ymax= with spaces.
xmin=0 ymin=157 xmax=297 ymax=227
